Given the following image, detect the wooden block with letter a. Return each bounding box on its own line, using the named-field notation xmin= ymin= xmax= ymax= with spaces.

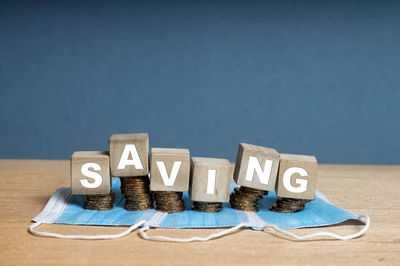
xmin=70 ymin=151 xmax=111 ymax=195
xmin=233 ymin=143 xmax=280 ymax=192
xmin=150 ymin=148 xmax=190 ymax=192
xmin=189 ymin=157 xmax=232 ymax=202
xmin=109 ymin=133 xmax=149 ymax=177
xmin=275 ymin=153 xmax=318 ymax=200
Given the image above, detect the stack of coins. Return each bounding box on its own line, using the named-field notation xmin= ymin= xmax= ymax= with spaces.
xmin=120 ymin=176 xmax=154 ymax=211
xmin=154 ymin=191 xmax=185 ymax=213
xmin=192 ymin=201 xmax=223 ymax=213
xmin=270 ymin=198 xmax=311 ymax=213
xmin=85 ymin=191 xmax=115 ymax=211
xmin=229 ymin=186 xmax=265 ymax=212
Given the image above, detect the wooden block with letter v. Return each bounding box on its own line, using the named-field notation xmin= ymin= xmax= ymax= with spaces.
xmin=275 ymin=153 xmax=318 ymax=200
xmin=150 ymin=148 xmax=190 ymax=192
xmin=109 ymin=133 xmax=149 ymax=177
xmin=150 ymin=148 xmax=190 ymax=213
xmin=70 ymin=151 xmax=111 ymax=195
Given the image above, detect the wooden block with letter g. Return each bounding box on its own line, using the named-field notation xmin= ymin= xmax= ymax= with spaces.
xmin=189 ymin=157 xmax=232 ymax=202
xmin=70 ymin=151 xmax=111 ymax=195
xmin=275 ymin=153 xmax=318 ymax=200
xmin=109 ymin=133 xmax=149 ymax=177
xmin=233 ymin=143 xmax=280 ymax=191
xmin=150 ymin=148 xmax=190 ymax=192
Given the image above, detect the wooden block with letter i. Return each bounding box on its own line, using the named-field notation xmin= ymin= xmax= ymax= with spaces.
xmin=189 ymin=157 xmax=232 ymax=203
xmin=150 ymin=148 xmax=190 ymax=192
xmin=109 ymin=133 xmax=149 ymax=177
xmin=275 ymin=153 xmax=318 ymax=200
xmin=233 ymin=143 xmax=280 ymax=192
xmin=70 ymin=151 xmax=111 ymax=195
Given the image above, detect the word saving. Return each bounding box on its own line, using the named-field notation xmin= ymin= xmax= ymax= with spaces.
xmin=70 ymin=133 xmax=318 ymax=203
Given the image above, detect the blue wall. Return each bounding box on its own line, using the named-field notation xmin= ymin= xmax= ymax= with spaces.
xmin=1 ymin=0 xmax=399 ymax=164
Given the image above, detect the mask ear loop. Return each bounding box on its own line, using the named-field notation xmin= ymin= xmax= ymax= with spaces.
xmin=29 ymin=220 xmax=147 ymax=240
xmin=262 ymin=214 xmax=370 ymax=240
xmin=29 ymin=215 xmax=370 ymax=242
xmin=138 ymin=223 xmax=250 ymax=243
xmin=138 ymin=215 xmax=370 ymax=242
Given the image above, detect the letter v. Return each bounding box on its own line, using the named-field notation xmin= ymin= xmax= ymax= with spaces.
xmin=156 ymin=161 xmax=182 ymax=186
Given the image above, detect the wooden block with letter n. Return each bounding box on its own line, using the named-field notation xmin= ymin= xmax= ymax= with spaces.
xmin=70 ymin=151 xmax=111 ymax=195
xmin=150 ymin=148 xmax=190 ymax=192
xmin=189 ymin=157 xmax=232 ymax=203
xmin=233 ymin=143 xmax=280 ymax=191
xmin=109 ymin=133 xmax=149 ymax=177
xmin=275 ymin=153 xmax=318 ymax=200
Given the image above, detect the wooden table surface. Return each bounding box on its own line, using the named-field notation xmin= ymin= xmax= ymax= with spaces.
xmin=0 ymin=160 xmax=399 ymax=265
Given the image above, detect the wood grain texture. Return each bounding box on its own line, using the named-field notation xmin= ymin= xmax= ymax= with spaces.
xmin=0 ymin=160 xmax=399 ymax=266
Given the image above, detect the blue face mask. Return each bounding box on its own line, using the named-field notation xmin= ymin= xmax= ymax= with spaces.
xmin=30 ymin=178 xmax=369 ymax=242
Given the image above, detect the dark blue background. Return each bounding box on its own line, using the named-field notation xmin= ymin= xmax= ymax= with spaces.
xmin=1 ymin=0 xmax=399 ymax=164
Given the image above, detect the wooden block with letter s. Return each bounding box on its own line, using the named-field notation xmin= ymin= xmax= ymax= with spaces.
xmin=275 ymin=153 xmax=318 ymax=200
xmin=70 ymin=151 xmax=111 ymax=195
xmin=150 ymin=148 xmax=190 ymax=192
xmin=189 ymin=157 xmax=232 ymax=202
xmin=109 ymin=133 xmax=149 ymax=177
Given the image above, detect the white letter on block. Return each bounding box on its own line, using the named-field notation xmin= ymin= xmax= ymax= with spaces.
xmin=283 ymin=167 xmax=308 ymax=193
xmin=80 ymin=163 xmax=103 ymax=188
xmin=117 ymin=144 xmax=144 ymax=170
xmin=206 ymin=169 xmax=216 ymax=194
xmin=156 ymin=161 xmax=182 ymax=186
xmin=244 ymin=156 xmax=273 ymax=185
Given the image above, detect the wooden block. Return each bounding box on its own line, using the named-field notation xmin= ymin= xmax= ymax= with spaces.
xmin=233 ymin=143 xmax=280 ymax=191
xmin=275 ymin=153 xmax=318 ymax=200
xmin=70 ymin=151 xmax=111 ymax=195
xmin=109 ymin=133 xmax=149 ymax=177
xmin=150 ymin=148 xmax=190 ymax=192
xmin=189 ymin=157 xmax=232 ymax=203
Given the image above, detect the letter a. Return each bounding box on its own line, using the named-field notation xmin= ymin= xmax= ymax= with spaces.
xmin=117 ymin=144 xmax=144 ymax=170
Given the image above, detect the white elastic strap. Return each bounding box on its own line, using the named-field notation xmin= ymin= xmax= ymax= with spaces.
xmin=138 ymin=215 xmax=369 ymax=242
xmin=29 ymin=215 xmax=370 ymax=241
xmin=29 ymin=220 xmax=146 ymax=240
xmin=262 ymin=214 xmax=370 ymax=240
xmin=138 ymin=223 xmax=249 ymax=243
